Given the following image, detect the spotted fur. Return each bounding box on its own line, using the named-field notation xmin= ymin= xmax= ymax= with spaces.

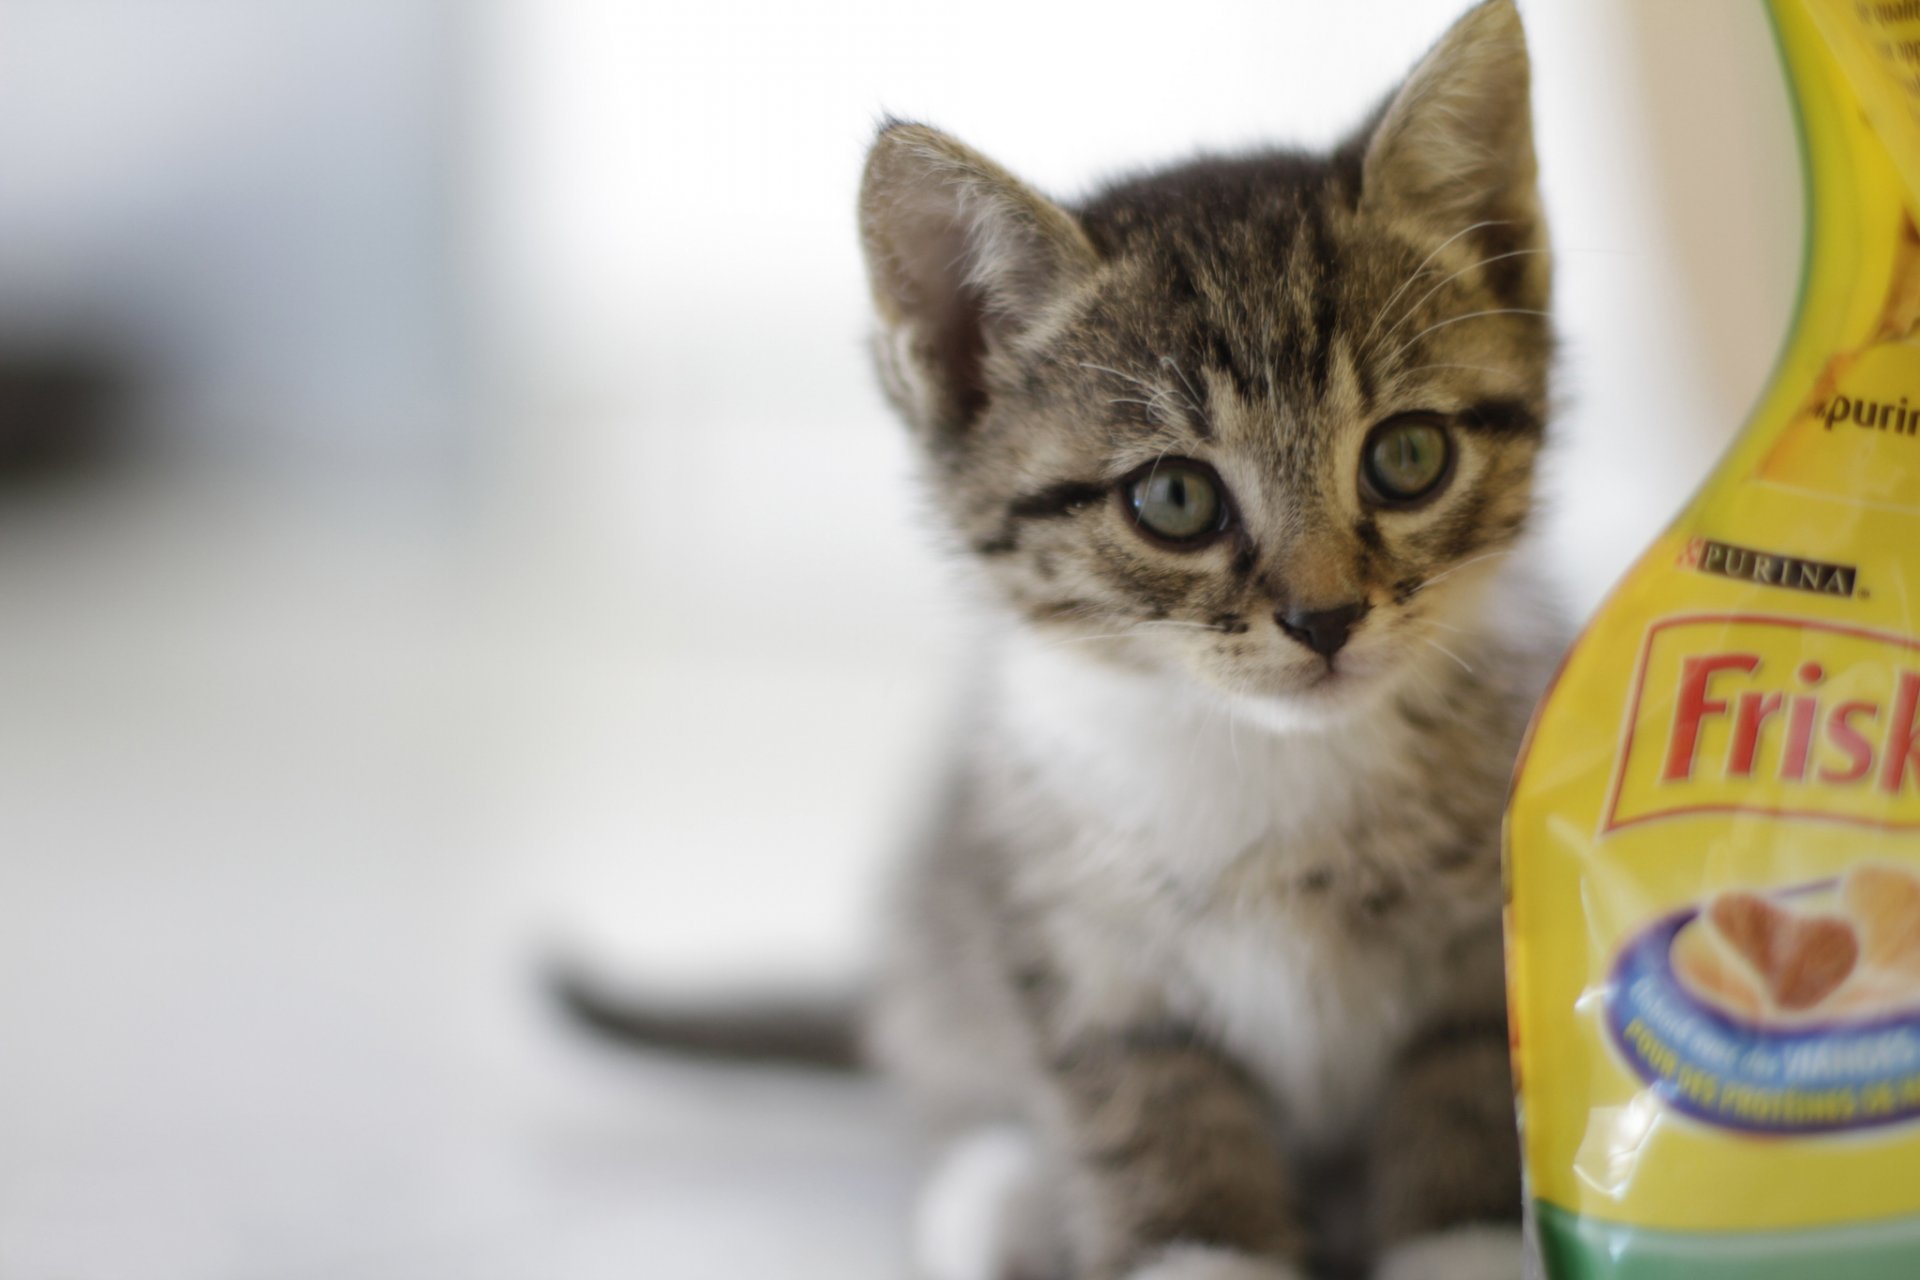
xmin=862 ymin=4 xmax=1560 ymax=1279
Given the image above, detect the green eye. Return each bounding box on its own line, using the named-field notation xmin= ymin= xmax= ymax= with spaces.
xmin=1127 ymin=459 xmax=1225 ymax=542
xmin=1362 ymin=415 xmax=1452 ymax=504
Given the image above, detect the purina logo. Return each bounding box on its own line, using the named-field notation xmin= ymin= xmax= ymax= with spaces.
xmin=1677 ymin=537 xmax=1858 ymax=599
xmin=1606 ymin=616 xmax=1920 ymax=833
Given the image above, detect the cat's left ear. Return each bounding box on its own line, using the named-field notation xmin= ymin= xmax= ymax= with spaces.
xmin=1360 ymin=0 xmax=1543 ymax=264
xmin=860 ymin=122 xmax=1098 ymax=440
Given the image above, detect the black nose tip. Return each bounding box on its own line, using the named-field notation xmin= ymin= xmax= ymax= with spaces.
xmin=1277 ymin=601 xmax=1369 ymax=659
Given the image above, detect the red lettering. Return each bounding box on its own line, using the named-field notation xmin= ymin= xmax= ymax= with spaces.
xmin=1879 ymin=671 xmax=1920 ymax=797
xmin=1823 ymin=701 xmax=1879 ymax=784
xmin=1664 ymin=654 xmax=1761 ymax=782
xmin=1730 ymin=690 xmax=1784 ymax=776
xmin=1783 ymin=694 xmax=1819 ymax=781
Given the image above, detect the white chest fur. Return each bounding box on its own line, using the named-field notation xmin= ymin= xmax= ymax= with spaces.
xmin=1176 ymin=911 xmax=1417 ymax=1153
xmin=995 ymin=635 xmax=1446 ymax=1147
xmin=995 ymin=636 xmax=1399 ymax=863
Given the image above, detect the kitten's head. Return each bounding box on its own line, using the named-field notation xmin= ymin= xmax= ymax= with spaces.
xmin=859 ymin=0 xmax=1549 ymax=724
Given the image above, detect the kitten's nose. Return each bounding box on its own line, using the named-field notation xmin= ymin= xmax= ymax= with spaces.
xmin=1276 ymin=601 xmax=1369 ymax=659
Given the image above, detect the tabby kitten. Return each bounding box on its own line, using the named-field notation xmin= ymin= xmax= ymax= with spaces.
xmin=858 ymin=2 xmax=1559 ymax=1278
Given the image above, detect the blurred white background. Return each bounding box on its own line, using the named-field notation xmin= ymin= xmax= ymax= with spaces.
xmin=0 ymin=2 xmax=1798 ymax=1277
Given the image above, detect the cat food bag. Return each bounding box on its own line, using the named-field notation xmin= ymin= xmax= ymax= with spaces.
xmin=1505 ymin=1 xmax=1920 ymax=1274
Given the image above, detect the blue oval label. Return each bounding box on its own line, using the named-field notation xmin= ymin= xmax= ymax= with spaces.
xmin=1606 ymin=882 xmax=1920 ymax=1135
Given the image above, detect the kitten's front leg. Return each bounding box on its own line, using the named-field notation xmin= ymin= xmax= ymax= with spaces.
xmin=1366 ymin=1019 xmax=1523 ymax=1280
xmin=1039 ymin=1023 xmax=1307 ymax=1280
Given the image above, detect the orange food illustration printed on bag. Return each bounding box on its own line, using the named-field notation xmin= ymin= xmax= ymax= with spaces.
xmin=1669 ymin=869 xmax=1920 ymax=1027
xmin=1848 ymin=864 xmax=1920 ymax=976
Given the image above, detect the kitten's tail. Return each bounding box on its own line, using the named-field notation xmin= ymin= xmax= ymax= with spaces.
xmin=546 ymin=961 xmax=865 ymax=1072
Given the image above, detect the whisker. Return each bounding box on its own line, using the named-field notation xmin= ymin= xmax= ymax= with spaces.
xmin=1134 ymin=437 xmax=1181 ymax=489
xmin=1422 ymin=636 xmax=1475 ymax=675
xmin=1159 ymin=355 xmax=1206 ymax=413
xmin=1137 ymin=619 xmax=1229 ymax=632
xmin=1415 ymin=547 xmax=1514 ymax=593
xmin=1220 ymin=673 xmax=1246 ymax=776
xmin=1373 ymin=249 xmax=1550 ymax=350
xmin=1078 ymin=361 xmax=1159 ymax=394
xmin=1039 ymin=630 xmax=1143 ymax=650
xmin=1108 ymin=396 xmax=1177 ymax=424
xmin=1396 ymin=362 xmax=1517 ymax=382
xmin=1383 ymin=309 xmax=1552 ymax=368
xmin=1360 ymin=219 xmax=1513 ymax=349
xmin=1041 ymin=618 xmax=1227 ymax=650
xmin=1081 ymin=359 xmax=1202 ymax=420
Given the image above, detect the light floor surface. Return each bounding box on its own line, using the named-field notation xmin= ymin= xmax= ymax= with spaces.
xmin=0 ymin=463 xmax=944 ymax=1280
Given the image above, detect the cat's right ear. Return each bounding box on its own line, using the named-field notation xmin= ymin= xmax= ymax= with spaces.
xmin=1358 ymin=0 xmax=1541 ymax=254
xmin=859 ymin=122 xmax=1096 ymax=439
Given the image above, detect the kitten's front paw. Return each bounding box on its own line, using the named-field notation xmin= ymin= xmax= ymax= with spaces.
xmin=914 ymin=1125 xmax=1055 ymax=1280
xmin=1126 ymin=1244 xmax=1307 ymax=1280
xmin=1373 ymin=1225 xmax=1522 ymax=1280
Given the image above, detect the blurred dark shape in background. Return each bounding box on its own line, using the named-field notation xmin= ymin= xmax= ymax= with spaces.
xmin=0 ymin=342 xmax=131 ymax=484
xmin=0 ymin=0 xmax=462 ymax=479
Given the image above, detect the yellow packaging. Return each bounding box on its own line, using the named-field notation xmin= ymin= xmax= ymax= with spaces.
xmin=1506 ymin=2 xmax=1920 ymax=1274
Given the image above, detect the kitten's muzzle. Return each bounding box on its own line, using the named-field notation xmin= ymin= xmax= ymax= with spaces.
xmin=1276 ymin=601 xmax=1369 ymax=660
